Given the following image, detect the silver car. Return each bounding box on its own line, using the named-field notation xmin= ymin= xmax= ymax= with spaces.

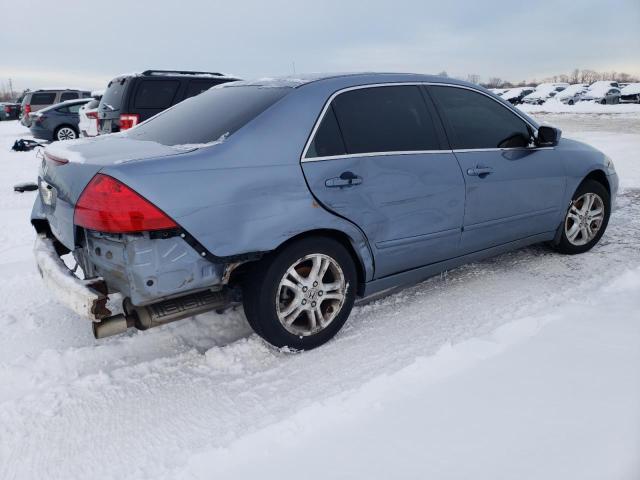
xmin=20 ymin=89 xmax=90 ymax=127
xmin=580 ymin=87 xmax=621 ymax=105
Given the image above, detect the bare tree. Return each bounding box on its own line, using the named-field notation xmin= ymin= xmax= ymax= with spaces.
xmin=466 ymin=74 xmax=480 ymax=84
xmin=569 ymin=69 xmax=580 ymax=84
xmin=486 ymin=77 xmax=504 ymax=88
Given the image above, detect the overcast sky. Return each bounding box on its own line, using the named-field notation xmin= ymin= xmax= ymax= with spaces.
xmin=2 ymin=0 xmax=639 ymax=92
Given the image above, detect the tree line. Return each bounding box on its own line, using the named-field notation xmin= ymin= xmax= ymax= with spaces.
xmin=479 ymin=69 xmax=640 ymax=89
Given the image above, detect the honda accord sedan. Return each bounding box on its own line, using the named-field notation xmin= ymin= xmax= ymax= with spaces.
xmin=32 ymin=73 xmax=618 ymax=350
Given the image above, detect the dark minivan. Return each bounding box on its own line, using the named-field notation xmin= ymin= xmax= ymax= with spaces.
xmin=97 ymin=70 xmax=239 ymax=135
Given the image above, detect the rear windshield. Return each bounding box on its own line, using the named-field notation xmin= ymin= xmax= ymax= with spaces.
xmin=125 ymin=85 xmax=290 ymax=146
xmin=100 ymin=77 xmax=129 ymax=111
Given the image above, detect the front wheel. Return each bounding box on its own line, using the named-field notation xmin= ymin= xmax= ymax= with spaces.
xmin=242 ymin=237 xmax=357 ymax=350
xmin=552 ymin=179 xmax=611 ymax=254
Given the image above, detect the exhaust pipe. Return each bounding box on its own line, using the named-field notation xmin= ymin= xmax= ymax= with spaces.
xmin=93 ymin=289 xmax=231 ymax=339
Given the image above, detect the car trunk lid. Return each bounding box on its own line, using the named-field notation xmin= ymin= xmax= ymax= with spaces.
xmin=38 ymin=135 xmax=187 ymax=249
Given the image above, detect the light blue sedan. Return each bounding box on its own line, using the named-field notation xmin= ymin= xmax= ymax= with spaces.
xmin=32 ymin=73 xmax=618 ymax=350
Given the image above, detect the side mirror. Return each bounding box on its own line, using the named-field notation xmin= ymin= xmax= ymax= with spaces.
xmin=536 ymin=125 xmax=561 ymax=147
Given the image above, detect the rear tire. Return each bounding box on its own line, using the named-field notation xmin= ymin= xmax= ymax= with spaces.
xmin=55 ymin=125 xmax=78 ymax=141
xmin=552 ymin=179 xmax=610 ymax=255
xmin=242 ymin=237 xmax=357 ymax=350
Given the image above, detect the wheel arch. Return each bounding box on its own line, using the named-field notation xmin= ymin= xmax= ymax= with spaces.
xmin=274 ymin=229 xmax=369 ymax=295
xmin=582 ymin=169 xmax=610 ymax=194
xmin=228 ymin=228 xmax=371 ymax=297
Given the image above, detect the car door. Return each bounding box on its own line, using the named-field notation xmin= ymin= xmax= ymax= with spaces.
xmin=301 ymin=85 xmax=465 ymax=278
xmin=427 ymin=85 xmax=566 ymax=254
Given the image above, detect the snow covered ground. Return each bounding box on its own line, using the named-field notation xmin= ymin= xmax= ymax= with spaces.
xmin=0 ymin=115 xmax=639 ymax=480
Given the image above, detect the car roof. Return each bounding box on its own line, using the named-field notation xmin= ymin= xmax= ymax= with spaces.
xmin=222 ymin=72 xmax=476 ymax=90
xmin=39 ymin=98 xmax=92 ymax=112
xmin=108 ymin=70 xmax=239 ymax=81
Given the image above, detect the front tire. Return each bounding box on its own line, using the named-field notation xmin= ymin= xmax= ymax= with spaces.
xmin=242 ymin=237 xmax=357 ymax=350
xmin=553 ymin=179 xmax=610 ymax=254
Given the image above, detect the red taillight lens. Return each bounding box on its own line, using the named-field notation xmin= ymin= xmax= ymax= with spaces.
xmin=74 ymin=174 xmax=177 ymax=233
xmin=119 ymin=113 xmax=140 ymax=130
xmin=86 ymin=111 xmax=98 ymax=119
xmin=3 ymin=106 xmax=10 ymax=113
xmin=24 ymin=104 xmax=31 ymax=115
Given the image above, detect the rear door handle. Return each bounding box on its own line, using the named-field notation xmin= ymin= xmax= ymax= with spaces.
xmin=325 ymin=171 xmax=363 ymax=188
xmin=467 ymin=166 xmax=494 ymax=177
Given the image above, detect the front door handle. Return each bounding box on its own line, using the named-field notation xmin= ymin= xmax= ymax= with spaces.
xmin=325 ymin=171 xmax=363 ymax=188
xmin=467 ymin=166 xmax=494 ymax=177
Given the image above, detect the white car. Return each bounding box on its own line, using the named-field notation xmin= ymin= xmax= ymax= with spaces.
xmin=78 ymin=90 xmax=103 ymax=137
xmin=580 ymin=82 xmax=621 ymax=105
xmin=501 ymin=87 xmax=535 ymax=105
xmin=521 ymin=83 xmax=570 ymax=105
xmin=489 ymin=88 xmax=509 ymax=96
xmin=556 ymin=84 xmax=589 ymax=105
xmin=620 ymin=83 xmax=640 ymax=104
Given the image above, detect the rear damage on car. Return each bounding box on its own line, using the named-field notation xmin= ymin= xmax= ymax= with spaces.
xmin=31 ymin=138 xmax=238 ymax=339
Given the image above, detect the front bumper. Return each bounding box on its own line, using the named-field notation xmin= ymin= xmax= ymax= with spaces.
xmin=34 ymin=233 xmax=111 ymax=320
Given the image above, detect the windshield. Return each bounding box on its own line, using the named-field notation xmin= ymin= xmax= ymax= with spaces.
xmin=125 ymin=85 xmax=291 ymax=146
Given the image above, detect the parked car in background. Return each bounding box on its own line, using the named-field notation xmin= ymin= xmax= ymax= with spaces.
xmin=522 ymin=83 xmax=569 ymax=105
xmin=501 ymin=87 xmax=535 ymax=105
xmin=97 ymin=70 xmax=239 ymax=135
xmin=32 ymin=73 xmax=617 ymax=351
xmin=580 ymin=85 xmax=621 ymax=104
xmin=556 ymin=84 xmax=589 ymax=104
xmin=489 ymin=88 xmax=508 ymax=96
xmin=587 ymin=80 xmax=619 ymax=90
xmin=78 ymin=90 xmax=104 ymax=137
xmin=619 ymin=83 xmax=640 ymax=104
xmin=1 ymin=102 xmax=21 ymax=120
xmin=20 ymin=89 xmax=91 ymax=127
xmin=29 ymin=98 xmax=91 ymax=141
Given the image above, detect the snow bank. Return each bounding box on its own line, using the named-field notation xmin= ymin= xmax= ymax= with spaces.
xmin=518 ymin=99 xmax=640 ymax=114
xmin=178 ymin=267 xmax=640 ymax=480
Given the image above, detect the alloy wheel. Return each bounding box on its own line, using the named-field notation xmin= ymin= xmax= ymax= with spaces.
xmin=275 ymin=253 xmax=347 ymax=336
xmin=57 ymin=127 xmax=76 ymax=141
xmin=564 ymin=192 xmax=605 ymax=246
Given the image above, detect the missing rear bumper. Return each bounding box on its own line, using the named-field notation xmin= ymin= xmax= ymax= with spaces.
xmin=34 ymin=233 xmax=111 ymax=320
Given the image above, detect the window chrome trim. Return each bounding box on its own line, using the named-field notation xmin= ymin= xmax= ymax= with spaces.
xmin=300 ymin=82 xmax=541 ymax=163
xmin=302 ymin=149 xmax=454 ymax=163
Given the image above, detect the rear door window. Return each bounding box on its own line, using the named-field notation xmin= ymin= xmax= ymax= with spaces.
xmin=429 ymin=86 xmax=531 ymax=149
xmin=30 ymin=92 xmax=56 ymax=105
xmin=330 ymin=85 xmax=440 ymax=154
xmin=133 ymin=80 xmax=180 ymax=109
xmin=60 ymin=92 xmax=79 ymax=101
xmin=305 ymin=106 xmax=346 ymax=158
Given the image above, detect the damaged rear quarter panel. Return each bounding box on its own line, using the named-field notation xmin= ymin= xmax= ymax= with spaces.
xmin=100 ymin=84 xmax=375 ymax=282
